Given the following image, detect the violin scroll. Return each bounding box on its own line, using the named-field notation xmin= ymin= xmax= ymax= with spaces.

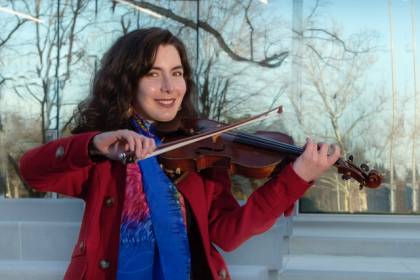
xmin=335 ymin=156 xmax=382 ymax=189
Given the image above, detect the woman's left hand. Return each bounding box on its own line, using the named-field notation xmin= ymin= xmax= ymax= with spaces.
xmin=292 ymin=138 xmax=341 ymax=182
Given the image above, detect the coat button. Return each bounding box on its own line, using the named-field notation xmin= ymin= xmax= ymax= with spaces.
xmin=218 ymin=268 xmax=227 ymax=279
xmin=99 ymin=259 xmax=110 ymax=270
xmin=55 ymin=146 xmax=65 ymax=159
xmin=104 ymin=196 xmax=114 ymax=208
xmin=78 ymin=241 xmax=85 ymax=254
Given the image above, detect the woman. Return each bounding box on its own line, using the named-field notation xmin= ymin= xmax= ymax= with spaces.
xmin=19 ymin=27 xmax=340 ymax=280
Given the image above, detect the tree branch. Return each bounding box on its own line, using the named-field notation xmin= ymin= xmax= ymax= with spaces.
xmin=0 ymin=19 xmax=28 ymax=48
xmin=116 ymin=0 xmax=288 ymax=68
xmin=304 ymin=28 xmax=373 ymax=54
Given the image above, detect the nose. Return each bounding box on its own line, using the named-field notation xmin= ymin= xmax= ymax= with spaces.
xmin=161 ymin=74 xmax=174 ymax=94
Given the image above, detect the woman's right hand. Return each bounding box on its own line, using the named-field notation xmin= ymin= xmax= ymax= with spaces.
xmin=91 ymin=130 xmax=156 ymax=161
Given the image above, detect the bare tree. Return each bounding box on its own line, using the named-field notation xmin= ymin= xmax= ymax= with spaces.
xmin=0 ymin=0 xmax=33 ymax=197
xmin=1 ymin=0 xmax=90 ymax=197
xmin=12 ymin=0 xmax=89 ymax=143
xmin=0 ymin=0 xmax=30 ymax=91
xmin=290 ymin=21 xmax=386 ymax=212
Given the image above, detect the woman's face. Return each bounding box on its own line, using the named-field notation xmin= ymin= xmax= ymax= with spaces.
xmin=135 ymin=44 xmax=186 ymax=122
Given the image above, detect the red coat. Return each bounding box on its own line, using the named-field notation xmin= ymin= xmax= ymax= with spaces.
xmin=19 ymin=132 xmax=310 ymax=280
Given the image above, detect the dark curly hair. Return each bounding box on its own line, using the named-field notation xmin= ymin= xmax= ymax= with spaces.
xmin=72 ymin=27 xmax=197 ymax=134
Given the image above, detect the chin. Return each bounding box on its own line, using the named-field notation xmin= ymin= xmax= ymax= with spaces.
xmin=153 ymin=113 xmax=178 ymax=122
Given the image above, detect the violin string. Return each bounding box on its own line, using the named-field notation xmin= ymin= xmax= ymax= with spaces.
xmin=243 ymin=133 xmax=303 ymax=155
xmin=225 ymin=131 xmax=304 ymax=156
xmin=237 ymin=134 xmax=302 ymax=155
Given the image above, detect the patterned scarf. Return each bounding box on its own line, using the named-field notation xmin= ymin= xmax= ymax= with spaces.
xmin=117 ymin=116 xmax=191 ymax=280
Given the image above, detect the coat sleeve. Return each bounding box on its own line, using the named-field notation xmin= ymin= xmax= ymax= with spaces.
xmin=206 ymin=164 xmax=311 ymax=252
xmin=19 ymin=132 xmax=101 ymax=199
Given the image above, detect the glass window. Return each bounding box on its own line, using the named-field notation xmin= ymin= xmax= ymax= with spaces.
xmin=1 ymin=0 xmax=419 ymax=215
xmin=295 ymin=0 xmax=419 ymax=214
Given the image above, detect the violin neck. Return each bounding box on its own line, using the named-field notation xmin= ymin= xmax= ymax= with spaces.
xmin=231 ymin=131 xmax=304 ymax=157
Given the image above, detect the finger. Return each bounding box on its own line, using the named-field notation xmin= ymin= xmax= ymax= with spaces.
xmin=133 ymin=135 xmax=144 ymax=159
xmin=319 ymin=143 xmax=329 ymax=158
xmin=150 ymin=138 xmax=157 ymax=153
xmin=120 ymin=130 xmax=135 ymax=153
xmin=304 ymin=138 xmax=316 ymax=157
xmin=144 ymin=138 xmax=155 ymax=156
xmin=327 ymin=144 xmax=335 ymax=156
xmin=140 ymin=137 xmax=151 ymax=159
xmin=327 ymin=144 xmax=341 ymax=164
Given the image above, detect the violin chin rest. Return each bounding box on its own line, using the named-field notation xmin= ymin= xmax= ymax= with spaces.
xmin=155 ymin=115 xmax=201 ymax=137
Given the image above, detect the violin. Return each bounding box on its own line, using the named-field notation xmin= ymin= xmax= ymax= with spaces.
xmin=148 ymin=107 xmax=382 ymax=189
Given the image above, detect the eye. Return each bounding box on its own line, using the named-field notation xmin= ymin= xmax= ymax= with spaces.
xmin=173 ymin=71 xmax=184 ymax=77
xmin=146 ymin=71 xmax=159 ymax=77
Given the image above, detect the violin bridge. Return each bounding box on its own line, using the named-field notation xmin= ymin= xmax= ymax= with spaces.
xmin=211 ymin=134 xmax=220 ymax=144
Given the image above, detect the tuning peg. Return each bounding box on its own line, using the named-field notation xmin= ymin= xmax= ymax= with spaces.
xmin=348 ymin=155 xmax=354 ymax=162
xmin=360 ymin=163 xmax=369 ymax=172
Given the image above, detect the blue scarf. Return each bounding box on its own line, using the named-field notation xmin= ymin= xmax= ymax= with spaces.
xmin=117 ymin=117 xmax=191 ymax=280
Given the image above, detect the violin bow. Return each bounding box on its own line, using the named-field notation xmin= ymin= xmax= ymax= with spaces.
xmin=143 ymin=106 xmax=283 ymax=159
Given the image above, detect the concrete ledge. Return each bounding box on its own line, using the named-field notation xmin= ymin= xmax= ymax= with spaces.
xmin=290 ymin=236 xmax=420 ymax=257
xmin=228 ymin=265 xmax=270 ymax=280
xmin=290 ymin=214 xmax=420 ymax=258
xmin=222 ymin=219 xmax=289 ymax=270
xmin=0 ymin=221 xmax=80 ymax=261
xmin=280 ymin=270 xmax=420 ymax=280
xmin=0 ymin=199 xmax=84 ymax=222
xmin=20 ymin=222 xmax=80 ymax=261
xmin=293 ymin=214 xmax=420 ymax=226
xmin=280 ymin=255 xmax=420 ymax=280
xmin=0 ymin=260 xmax=67 ymax=280
xmin=0 ymin=223 xmax=19 ymax=260
xmin=293 ymin=214 xmax=420 ymax=239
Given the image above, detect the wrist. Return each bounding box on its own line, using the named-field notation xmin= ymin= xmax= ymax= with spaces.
xmin=88 ymin=139 xmax=104 ymax=161
xmin=88 ymin=141 xmax=99 ymax=155
xmin=292 ymin=162 xmax=313 ymax=183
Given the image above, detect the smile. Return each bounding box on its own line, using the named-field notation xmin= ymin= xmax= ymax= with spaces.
xmin=155 ymin=99 xmax=176 ymax=108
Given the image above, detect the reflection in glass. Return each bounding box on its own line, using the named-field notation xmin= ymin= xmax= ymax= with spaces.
xmin=0 ymin=0 xmax=418 ymax=215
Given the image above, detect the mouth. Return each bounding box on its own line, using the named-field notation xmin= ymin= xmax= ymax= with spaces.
xmin=155 ymin=98 xmax=176 ymax=108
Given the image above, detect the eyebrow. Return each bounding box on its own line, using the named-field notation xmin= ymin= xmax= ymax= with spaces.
xmin=150 ymin=65 xmax=184 ymax=71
